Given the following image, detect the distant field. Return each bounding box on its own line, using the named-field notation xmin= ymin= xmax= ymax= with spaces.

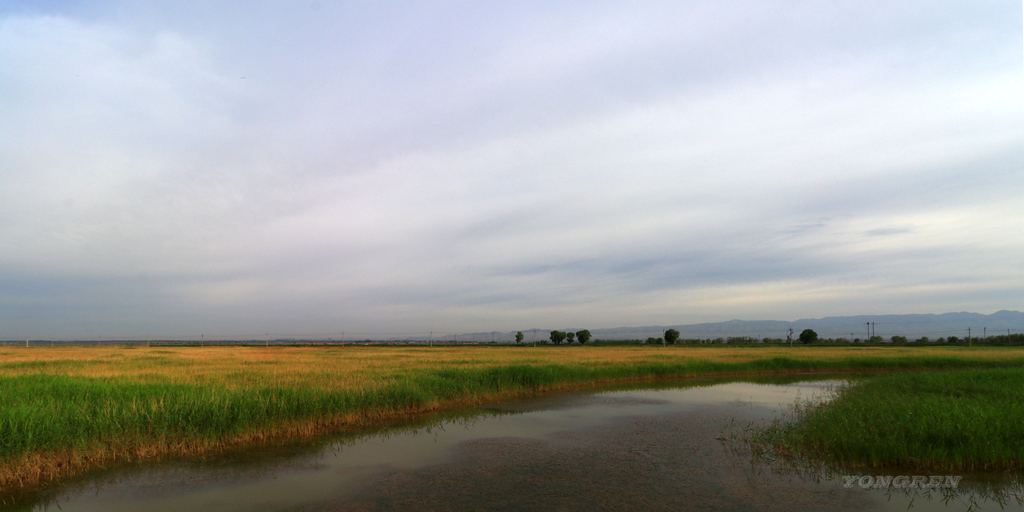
xmin=2 ymin=344 xmax=1024 ymax=490
xmin=4 ymin=344 xmax=1023 ymax=389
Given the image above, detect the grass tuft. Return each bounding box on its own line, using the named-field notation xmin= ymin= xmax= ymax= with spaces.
xmin=750 ymin=368 xmax=1024 ymax=471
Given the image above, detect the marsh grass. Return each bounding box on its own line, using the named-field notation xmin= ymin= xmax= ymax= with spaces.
xmin=3 ymin=345 xmax=1024 ymax=489
xmin=749 ymin=368 xmax=1024 ymax=471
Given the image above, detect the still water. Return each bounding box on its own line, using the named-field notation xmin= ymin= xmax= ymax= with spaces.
xmin=9 ymin=377 xmax=1024 ymax=511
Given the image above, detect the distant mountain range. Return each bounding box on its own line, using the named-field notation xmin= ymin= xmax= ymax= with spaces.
xmin=449 ymin=310 xmax=1024 ymax=342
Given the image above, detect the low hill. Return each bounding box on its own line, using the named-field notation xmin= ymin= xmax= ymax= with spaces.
xmin=450 ymin=311 xmax=1024 ymax=342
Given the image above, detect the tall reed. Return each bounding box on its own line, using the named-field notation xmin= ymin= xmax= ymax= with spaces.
xmin=749 ymin=368 xmax=1024 ymax=471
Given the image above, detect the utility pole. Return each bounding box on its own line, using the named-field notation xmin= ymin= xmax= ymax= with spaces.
xmin=871 ymin=323 xmax=875 ymax=338
xmin=787 ymin=328 xmax=794 ymax=347
xmin=984 ymin=327 xmax=987 ymax=339
xmin=866 ymin=322 xmax=871 ymax=339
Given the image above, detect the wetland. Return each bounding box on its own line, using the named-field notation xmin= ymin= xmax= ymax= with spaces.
xmin=8 ymin=375 xmax=1024 ymax=511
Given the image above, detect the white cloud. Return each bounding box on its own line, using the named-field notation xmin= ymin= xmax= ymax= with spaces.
xmin=1 ymin=2 xmax=1022 ymax=338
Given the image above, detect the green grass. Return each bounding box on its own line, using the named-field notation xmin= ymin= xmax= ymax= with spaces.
xmin=750 ymin=368 xmax=1024 ymax=471
xmin=6 ymin=347 xmax=1024 ymax=488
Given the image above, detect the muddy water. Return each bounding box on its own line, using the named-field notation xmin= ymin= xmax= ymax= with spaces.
xmin=10 ymin=377 xmax=1024 ymax=512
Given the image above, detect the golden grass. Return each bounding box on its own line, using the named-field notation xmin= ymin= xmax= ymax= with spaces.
xmin=0 ymin=344 xmax=1019 ymax=391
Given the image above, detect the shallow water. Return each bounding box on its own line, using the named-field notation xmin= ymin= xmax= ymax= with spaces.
xmin=8 ymin=377 xmax=1024 ymax=511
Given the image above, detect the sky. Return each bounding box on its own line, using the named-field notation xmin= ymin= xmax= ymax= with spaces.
xmin=1 ymin=1 xmax=1022 ymax=340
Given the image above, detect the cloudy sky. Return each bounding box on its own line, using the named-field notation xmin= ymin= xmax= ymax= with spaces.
xmin=1 ymin=1 xmax=1021 ymax=339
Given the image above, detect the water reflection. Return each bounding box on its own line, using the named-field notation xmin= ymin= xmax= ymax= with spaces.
xmin=6 ymin=375 xmax=1023 ymax=512
xmin=745 ymin=455 xmax=1024 ymax=512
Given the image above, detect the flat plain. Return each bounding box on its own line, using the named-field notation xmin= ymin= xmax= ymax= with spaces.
xmin=2 ymin=344 xmax=1023 ymax=490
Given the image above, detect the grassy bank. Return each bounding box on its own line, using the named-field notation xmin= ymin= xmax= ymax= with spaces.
xmin=749 ymin=368 xmax=1024 ymax=471
xmin=3 ymin=345 xmax=1024 ymax=489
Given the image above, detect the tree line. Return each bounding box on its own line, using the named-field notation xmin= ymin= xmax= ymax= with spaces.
xmin=514 ymin=330 xmax=595 ymax=344
xmin=510 ymin=328 xmax=1023 ymax=346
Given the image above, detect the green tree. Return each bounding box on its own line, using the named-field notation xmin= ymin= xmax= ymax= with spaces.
xmin=566 ymin=331 xmax=575 ymax=344
xmin=576 ymin=330 xmax=592 ymax=344
xmin=664 ymin=329 xmax=680 ymax=345
xmin=890 ymin=335 xmax=907 ymax=343
xmin=549 ymin=330 xmax=566 ymax=344
xmin=799 ymin=329 xmax=818 ymax=344
xmin=515 ymin=331 xmax=524 ymax=344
